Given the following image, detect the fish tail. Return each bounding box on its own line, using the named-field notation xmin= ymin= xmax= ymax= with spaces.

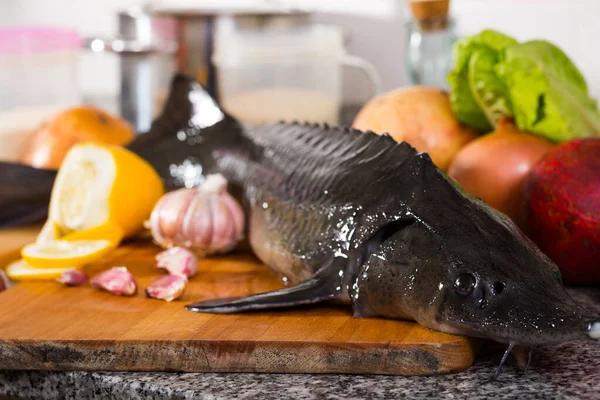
xmin=127 ymin=74 xmax=246 ymax=190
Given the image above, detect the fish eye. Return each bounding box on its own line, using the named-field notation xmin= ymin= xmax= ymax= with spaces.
xmin=455 ymin=273 xmax=476 ymax=296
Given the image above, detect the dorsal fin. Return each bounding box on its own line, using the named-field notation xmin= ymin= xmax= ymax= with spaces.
xmin=242 ymin=121 xmax=422 ymax=204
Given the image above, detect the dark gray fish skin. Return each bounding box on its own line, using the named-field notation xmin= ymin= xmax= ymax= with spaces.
xmin=0 ymin=163 xmax=55 ymax=227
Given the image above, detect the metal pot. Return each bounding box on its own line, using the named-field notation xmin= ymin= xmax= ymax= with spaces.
xmin=85 ymin=6 xmax=372 ymax=131
xmin=85 ymin=8 xmax=178 ymax=133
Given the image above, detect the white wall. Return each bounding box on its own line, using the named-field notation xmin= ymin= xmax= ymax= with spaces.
xmin=2 ymin=0 xmax=600 ymax=102
xmin=451 ymin=0 xmax=600 ymax=99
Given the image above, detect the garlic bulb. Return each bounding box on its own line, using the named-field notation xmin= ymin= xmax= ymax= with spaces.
xmin=148 ymin=174 xmax=245 ymax=256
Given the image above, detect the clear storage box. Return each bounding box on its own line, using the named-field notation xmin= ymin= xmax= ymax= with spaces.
xmin=0 ymin=27 xmax=82 ymax=161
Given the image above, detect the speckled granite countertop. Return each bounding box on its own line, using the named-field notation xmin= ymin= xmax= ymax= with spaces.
xmin=0 ymin=287 xmax=598 ymax=400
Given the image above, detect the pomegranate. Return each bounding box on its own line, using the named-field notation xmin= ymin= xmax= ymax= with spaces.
xmin=523 ymin=138 xmax=600 ymax=284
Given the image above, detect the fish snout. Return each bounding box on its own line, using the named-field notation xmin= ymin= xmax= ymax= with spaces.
xmin=494 ymin=299 xmax=599 ymax=345
xmin=439 ymin=272 xmax=600 ymax=346
xmin=500 ymin=285 xmax=599 ymax=345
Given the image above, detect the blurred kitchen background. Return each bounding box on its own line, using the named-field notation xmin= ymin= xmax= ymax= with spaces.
xmin=2 ymin=0 xmax=600 ymax=136
xmin=2 ymin=0 xmax=599 ymax=287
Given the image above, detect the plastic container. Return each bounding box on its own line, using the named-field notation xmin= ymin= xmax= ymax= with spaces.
xmin=212 ymin=17 xmax=382 ymax=125
xmin=0 ymin=27 xmax=82 ymax=161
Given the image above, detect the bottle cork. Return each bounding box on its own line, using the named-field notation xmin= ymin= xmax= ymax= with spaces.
xmin=409 ymin=0 xmax=450 ymax=31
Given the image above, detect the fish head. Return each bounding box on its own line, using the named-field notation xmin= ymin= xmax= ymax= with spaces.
xmin=437 ymin=210 xmax=599 ymax=345
xmin=352 ymin=209 xmax=600 ymax=346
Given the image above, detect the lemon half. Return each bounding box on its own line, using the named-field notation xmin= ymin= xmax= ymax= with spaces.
xmin=37 ymin=142 xmax=164 ymax=245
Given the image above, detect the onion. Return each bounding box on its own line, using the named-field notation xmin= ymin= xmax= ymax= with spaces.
xmin=352 ymin=86 xmax=478 ymax=171
xmin=19 ymin=106 xmax=134 ymax=170
xmin=148 ymin=174 xmax=245 ymax=256
xmin=448 ymin=119 xmax=554 ymax=223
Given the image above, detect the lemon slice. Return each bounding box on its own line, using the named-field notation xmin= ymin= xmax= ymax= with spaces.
xmin=60 ymin=223 xmax=124 ymax=244
xmin=21 ymin=240 xmax=112 ymax=269
xmin=6 ymin=260 xmax=74 ymax=281
xmin=37 ymin=142 xmax=164 ymax=245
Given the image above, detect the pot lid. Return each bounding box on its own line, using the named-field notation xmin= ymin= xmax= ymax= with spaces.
xmin=147 ymin=0 xmax=397 ymax=20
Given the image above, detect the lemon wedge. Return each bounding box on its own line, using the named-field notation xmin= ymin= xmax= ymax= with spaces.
xmin=37 ymin=142 xmax=164 ymax=245
xmin=21 ymin=240 xmax=113 ymax=269
xmin=6 ymin=260 xmax=75 ymax=281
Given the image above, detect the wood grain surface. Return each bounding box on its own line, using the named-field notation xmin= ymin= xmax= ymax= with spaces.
xmin=0 ymin=225 xmax=40 ymax=254
xmin=0 ymin=228 xmax=479 ymax=375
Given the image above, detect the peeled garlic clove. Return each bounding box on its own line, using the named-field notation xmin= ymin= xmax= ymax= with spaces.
xmin=145 ymin=274 xmax=188 ymax=302
xmin=156 ymin=247 xmax=198 ymax=278
xmin=91 ymin=266 xmax=137 ymax=296
xmin=56 ymin=268 xmax=89 ymax=286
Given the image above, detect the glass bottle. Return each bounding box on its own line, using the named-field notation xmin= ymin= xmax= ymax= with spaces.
xmin=406 ymin=0 xmax=456 ymax=90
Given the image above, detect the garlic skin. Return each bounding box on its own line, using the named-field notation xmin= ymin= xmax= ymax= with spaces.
xmin=56 ymin=268 xmax=89 ymax=286
xmin=156 ymin=247 xmax=198 ymax=278
xmin=148 ymin=174 xmax=245 ymax=256
xmin=0 ymin=271 xmax=11 ymax=292
xmin=145 ymin=274 xmax=188 ymax=302
xmin=91 ymin=267 xmax=137 ymax=296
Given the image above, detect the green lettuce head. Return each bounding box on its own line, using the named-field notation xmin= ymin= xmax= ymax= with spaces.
xmin=448 ymin=30 xmax=600 ymax=141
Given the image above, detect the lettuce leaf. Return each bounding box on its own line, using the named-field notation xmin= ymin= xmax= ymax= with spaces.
xmin=468 ymin=47 xmax=513 ymax=127
xmin=495 ymin=40 xmax=600 ymax=141
xmin=448 ymin=30 xmax=517 ymax=133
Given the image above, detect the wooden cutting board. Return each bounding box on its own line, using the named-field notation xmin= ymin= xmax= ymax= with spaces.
xmin=0 ymin=227 xmax=478 ymax=375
